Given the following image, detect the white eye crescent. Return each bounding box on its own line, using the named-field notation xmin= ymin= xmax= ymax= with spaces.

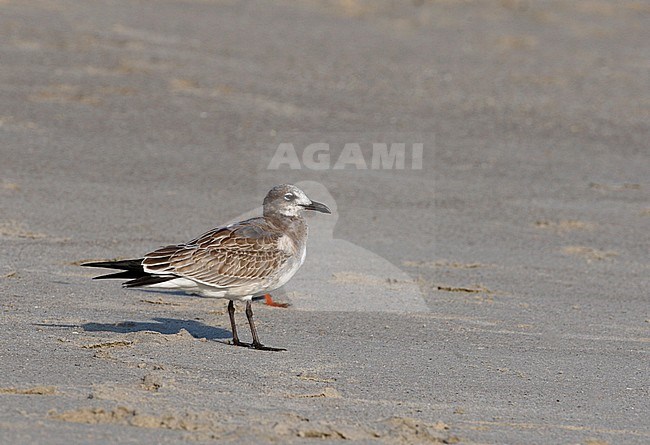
xmin=284 ymin=193 xmax=294 ymax=201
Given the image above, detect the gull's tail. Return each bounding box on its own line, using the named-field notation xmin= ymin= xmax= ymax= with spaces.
xmin=81 ymin=259 xmax=175 ymax=287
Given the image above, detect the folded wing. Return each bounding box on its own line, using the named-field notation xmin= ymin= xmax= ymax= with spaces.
xmin=142 ymin=218 xmax=291 ymax=289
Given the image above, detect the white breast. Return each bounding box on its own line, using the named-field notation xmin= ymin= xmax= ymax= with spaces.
xmin=277 ymin=234 xmax=296 ymax=254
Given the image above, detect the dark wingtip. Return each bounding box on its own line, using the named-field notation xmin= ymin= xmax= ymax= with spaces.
xmin=122 ymin=275 xmax=176 ymax=288
xmin=79 ymin=259 xmax=145 ymax=270
xmin=81 ymin=262 xmax=103 ymax=268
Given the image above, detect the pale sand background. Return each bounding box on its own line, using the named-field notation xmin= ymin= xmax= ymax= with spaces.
xmin=1 ymin=1 xmax=649 ymax=443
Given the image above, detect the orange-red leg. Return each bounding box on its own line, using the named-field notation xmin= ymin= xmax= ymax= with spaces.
xmin=264 ymin=294 xmax=290 ymax=308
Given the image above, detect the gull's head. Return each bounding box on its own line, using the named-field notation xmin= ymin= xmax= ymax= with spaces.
xmin=263 ymin=184 xmax=331 ymax=218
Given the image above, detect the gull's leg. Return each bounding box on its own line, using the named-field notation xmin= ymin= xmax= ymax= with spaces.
xmin=228 ymin=300 xmax=250 ymax=347
xmin=245 ymin=300 xmax=261 ymax=346
xmin=264 ymin=294 xmax=290 ymax=308
xmin=245 ymin=300 xmax=286 ymax=351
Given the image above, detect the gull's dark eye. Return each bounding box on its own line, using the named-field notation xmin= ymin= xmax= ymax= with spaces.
xmin=284 ymin=193 xmax=294 ymax=201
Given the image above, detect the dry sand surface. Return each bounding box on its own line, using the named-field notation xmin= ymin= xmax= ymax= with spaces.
xmin=1 ymin=0 xmax=649 ymax=444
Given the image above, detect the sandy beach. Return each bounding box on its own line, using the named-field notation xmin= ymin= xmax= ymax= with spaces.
xmin=1 ymin=1 xmax=648 ymax=443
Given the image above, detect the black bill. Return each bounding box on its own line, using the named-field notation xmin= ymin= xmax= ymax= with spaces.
xmin=301 ymin=200 xmax=331 ymax=214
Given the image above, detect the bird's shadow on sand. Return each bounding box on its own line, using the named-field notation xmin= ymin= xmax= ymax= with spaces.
xmin=38 ymin=318 xmax=231 ymax=341
xmin=83 ymin=318 xmax=231 ymax=340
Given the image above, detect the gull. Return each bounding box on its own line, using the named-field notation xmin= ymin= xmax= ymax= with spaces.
xmin=82 ymin=184 xmax=330 ymax=351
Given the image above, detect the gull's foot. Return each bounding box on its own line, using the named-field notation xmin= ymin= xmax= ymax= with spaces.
xmin=230 ymin=339 xmax=253 ymax=348
xmin=229 ymin=339 xmax=285 ymax=351
xmin=252 ymin=341 xmax=287 ymax=352
xmin=264 ymin=294 xmax=291 ymax=308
